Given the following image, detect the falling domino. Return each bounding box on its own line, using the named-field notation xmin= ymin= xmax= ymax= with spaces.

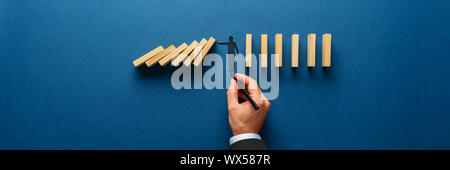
xmin=172 ymin=40 xmax=198 ymax=66
xmin=193 ymin=37 xmax=216 ymax=67
xmin=132 ymin=46 xmax=164 ymax=67
xmin=183 ymin=39 xmax=208 ymax=66
xmin=322 ymin=34 xmax=332 ymax=67
xmin=307 ymin=34 xmax=316 ymax=67
xmin=246 ymin=34 xmax=252 ymax=67
xmin=291 ymin=34 xmax=299 ymax=68
xmin=145 ymin=45 xmax=175 ymax=67
xmin=159 ymin=43 xmax=188 ymax=66
xmin=275 ymin=34 xmax=282 ymax=67
xmin=261 ymin=34 xmax=268 ymax=68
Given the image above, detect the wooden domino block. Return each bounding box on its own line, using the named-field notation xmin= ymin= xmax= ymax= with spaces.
xmin=183 ymin=38 xmax=208 ymax=66
xmin=172 ymin=40 xmax=198 ymax=66
xmin=159 ymin=43 xmax=188 ymax=66
xmin=246 ymin=34 xmax=252 ymax=67
xmin=322 ymin=34 xmax=332 ymax=67
xmin=132 ymin=46 xmax=164 ymax=67
xmin=307 ymin=34 xmax=316 ymax=67
xmin=291 ymin=34 xmax=299 ymax=68
xmin=145 ymin=45 xmax=175 ymax=67
xmin=275 ymin=34 xmax=282 ymax=67
xmin=193 ymin=37 xmax=216 ymax=67
xmin=261 ymin=34 xmax=268 ymax=68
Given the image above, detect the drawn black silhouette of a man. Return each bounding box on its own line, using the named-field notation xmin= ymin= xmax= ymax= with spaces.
xmin=218 ymin=35 xmax=245 ymax=90
xmin=218 ymin=36 xmax=239 ymax=55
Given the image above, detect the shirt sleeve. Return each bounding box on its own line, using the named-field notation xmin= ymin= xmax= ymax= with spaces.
xmin=229 ymin=133 xmax=262 ymax=145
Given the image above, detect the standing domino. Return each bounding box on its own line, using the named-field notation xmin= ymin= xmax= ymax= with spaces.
xmin=322 ymin=34 xmax=332 ymax=67
xmin=261 ymin=34 xmax=268 ymax=68
xmin=275 ymin=34 xmax=282 ymax=67
xmin=291 ymin=34 xmax=299 ymax=68
xmin=246 ymin=34 xmax=252 ymax=67
xmin=307 ymin=34 xmax=316 ymax=67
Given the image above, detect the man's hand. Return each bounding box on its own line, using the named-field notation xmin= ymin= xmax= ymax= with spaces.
xmin=227 ymin=73 xmax=271 ymax=136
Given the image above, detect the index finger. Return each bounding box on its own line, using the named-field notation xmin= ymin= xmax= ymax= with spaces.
xmin=226 ymin=78 xmax=239 ymax=108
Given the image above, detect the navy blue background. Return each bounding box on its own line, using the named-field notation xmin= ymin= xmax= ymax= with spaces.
xmin=1 ymin=0 xmax=450 ymax=149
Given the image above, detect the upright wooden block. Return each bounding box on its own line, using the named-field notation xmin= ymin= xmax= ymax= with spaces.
xmin=159 ymin=43 xmax=188 ymax=66
xmin=307 ymin=34 xmax=316 ymax=67
xmin=246 ymin=34 xmax=252 ymax=67
xmin=291 ymin=34 xmax=299 ymax=68
xmin=183 ymin=38 xmax=208 ymax=66
xmin=132 ymin=46 xmax=164 ymax=67
xmin=261 ymin=34 xmax=268 ymax=68
xmin=322 ymin=34 xmax=332 ymax=67
xmin=193 ymin=37 xmax=216 ymax=67
xmin=172 ymin=40 xmax=198 ymax=66
xmin=145 ymin=45 xmax=175 ymax=67
xmin=275 ymin=34 xmax=282 ymax=67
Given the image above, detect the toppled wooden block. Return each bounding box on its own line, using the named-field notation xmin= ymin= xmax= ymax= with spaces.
xmin=246 ymin=34 xmax=252 ymax=67
xmin=291 ymin=34 xmax=299 ymax=68
xmin=183 ymin=38 xmax=208 ymax=66
xmin=159 ymin=43 xmax=188 ymax=66
xmin=132 ymin=46 xmax=164 ymax=67
xmin=193 ymin=37 xmax=216 ymax=67
xmin=307 ymin=34 xmax=316 ymax=67
xmin=322 ymin=34 xmax=332 ymax=67
xmin=261 ymin=34 xmax=268 ymax=68
xmin=275 ymin=34 xmax=282 ymax=67
xmin=172 ymin=40 xmax=198 ymax=66
xmin=145 ymin=45 xmax=175 ymax=67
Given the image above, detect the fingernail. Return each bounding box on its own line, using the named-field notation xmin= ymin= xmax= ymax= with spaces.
xmin=229 ymin=79 xmax=235 ymax=89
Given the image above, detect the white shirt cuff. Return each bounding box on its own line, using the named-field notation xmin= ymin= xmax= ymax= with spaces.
xmin=229 ymin=133 xmax=262 ymax=145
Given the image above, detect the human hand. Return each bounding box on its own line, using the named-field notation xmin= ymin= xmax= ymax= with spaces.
xmin=227 ymin=73 xmax=271 ymax=136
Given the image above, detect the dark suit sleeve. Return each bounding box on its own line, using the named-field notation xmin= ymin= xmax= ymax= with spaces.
xmin=229 ymin=139 xmax=268 ymax=150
